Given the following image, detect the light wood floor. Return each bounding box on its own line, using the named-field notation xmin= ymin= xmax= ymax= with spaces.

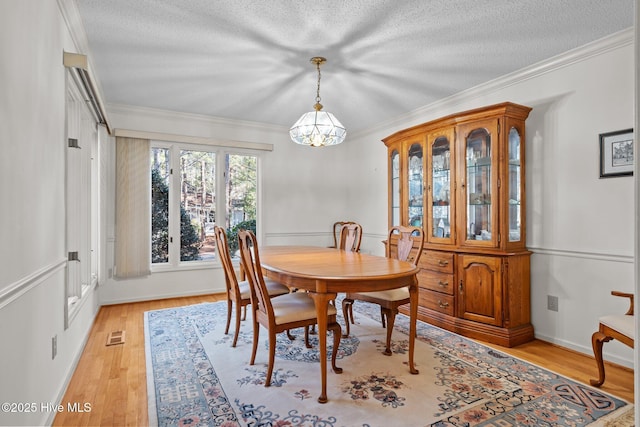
xmin=53 ymin=294 xmax=634 ymax=426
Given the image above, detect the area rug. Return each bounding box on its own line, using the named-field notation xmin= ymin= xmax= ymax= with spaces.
xmin=144 ymin=299 xmax=633 ymax=426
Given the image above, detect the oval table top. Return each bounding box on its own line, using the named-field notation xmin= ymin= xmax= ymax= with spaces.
xmin=259 ymin=245 xmax=419 ymax=282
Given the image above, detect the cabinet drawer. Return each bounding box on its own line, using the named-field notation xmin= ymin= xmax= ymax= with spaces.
xmin=417 ymin=270 xmax=454 ymax=295
xmin=419 ymin=251 xmax=454 ymax=274
xmin=419 ymin=290 xmax=454 ymax=316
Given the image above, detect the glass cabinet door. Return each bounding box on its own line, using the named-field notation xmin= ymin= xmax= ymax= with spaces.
xmin=507 ymin=127 xmax=522 ymax=243
xmin=407 ymin=142 xmax=424 ymax=227
xmin=462 ymin=122 xmax=497 ymax=246
xmin=390 ymin=149 xmax=400 ymax=226
xmin=427 ymin=130 xmax=454 ymax=243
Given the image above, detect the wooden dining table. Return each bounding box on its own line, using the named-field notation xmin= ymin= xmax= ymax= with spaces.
xmin=259 ymin=245 xmax=421 ymax=403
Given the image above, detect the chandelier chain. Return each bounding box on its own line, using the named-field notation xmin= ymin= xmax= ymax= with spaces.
xmin=315 ymin=60 xmax=322 ymax=104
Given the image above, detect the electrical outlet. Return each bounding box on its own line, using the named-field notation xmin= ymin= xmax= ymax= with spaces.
xmin=547 ymin=295 xmax=559 ymax=312
xmin=52 ymin=335 xmax=57 ymax=360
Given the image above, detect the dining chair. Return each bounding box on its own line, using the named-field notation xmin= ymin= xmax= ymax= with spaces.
xmin=590 ymin=290 xmax=635 ymax=387
xmin=329 ymin=221 xmax=357 ymax=248
xmin=342 ymin=225 xmax=424 ymax=355
xmin=214 ymin=226 xmax=290 ymax=347
xmin=238 ymin=229 xmax=342 ymax=387
xmin=338 ymin=222 xmax=362 ymax=252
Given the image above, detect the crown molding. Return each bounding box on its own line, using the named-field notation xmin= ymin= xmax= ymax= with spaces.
xmin=353 ymin=27 xmax=634 ymax=141
xmin=107 ymin=103 xmax=289 ymax=134
xmin=114 ymin=128 xmax=273 ymax=151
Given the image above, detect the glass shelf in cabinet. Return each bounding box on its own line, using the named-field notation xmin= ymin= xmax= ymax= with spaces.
xmin=433 ymin=168 xmax=450 ymax=174
xmin=467 ymin=163 xmax=491 ymax=171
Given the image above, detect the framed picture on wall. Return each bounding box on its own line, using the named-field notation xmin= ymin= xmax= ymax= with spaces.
xmin=599 ymin=128 xmax=634 ymax=178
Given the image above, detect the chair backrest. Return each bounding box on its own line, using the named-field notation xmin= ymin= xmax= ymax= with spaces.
xmin=338 ymin=222 xmax=362 ymax=252
xmin=237 ymin=230 xmax=273 ymax=317
xmin=332 ymin=221 xmax=357 ymax=248
xmin=213 ymin=225 xmax=238 ymax=294
xmin=385 ymin=225 xmax=424 ymax=266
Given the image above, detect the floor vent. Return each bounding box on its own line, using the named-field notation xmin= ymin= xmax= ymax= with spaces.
xmin=106 ymin=330 xmax=126 ymax=346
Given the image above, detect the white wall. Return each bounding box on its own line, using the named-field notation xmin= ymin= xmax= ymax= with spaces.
xmin=347 ymin=30 xmax=636 ymax=368
xmin=0 ymin=1 xmax=101 ymax=426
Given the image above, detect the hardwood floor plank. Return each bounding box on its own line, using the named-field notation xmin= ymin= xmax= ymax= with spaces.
xmin=53 ymin=294 xmax=634 ymax=426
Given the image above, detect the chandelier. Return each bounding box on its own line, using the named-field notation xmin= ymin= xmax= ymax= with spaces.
xmin=289 ymin=57 xmax=346 ymax=147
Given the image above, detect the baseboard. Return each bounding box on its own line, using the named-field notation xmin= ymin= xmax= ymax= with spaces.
xmin=534 ymin=332 xmax=634 ymax=369
xmin=99 ymin=288 xmax=223 ymax=306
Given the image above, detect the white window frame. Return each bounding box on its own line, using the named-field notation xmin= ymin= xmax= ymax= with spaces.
xmin=150 ymin=141 xmax=263 ymax=271
xmin=65 ymin=74 xmax=100 ymax=328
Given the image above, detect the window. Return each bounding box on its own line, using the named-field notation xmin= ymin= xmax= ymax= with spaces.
xmin=65 ymin=74 xmax=100 ymax=327
xmin=151 ymin=143 xmax=258 ymax=266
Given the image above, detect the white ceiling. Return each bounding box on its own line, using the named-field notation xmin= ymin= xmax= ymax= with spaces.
xmin=75 ymin=0 xmax=634 ymax=134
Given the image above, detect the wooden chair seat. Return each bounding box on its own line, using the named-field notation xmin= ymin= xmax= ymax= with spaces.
xmin=590 ymin=291 xmax=635 ymax=387
xmin=271 ymin=292 xmax=337 ymax=325
xmin=354 ymin=287 xmax=409 ymax=302
xmin=599 ymin=314 xmax=634 ymax=341
xmin=236 ymin=278 xmax=290 ymax=301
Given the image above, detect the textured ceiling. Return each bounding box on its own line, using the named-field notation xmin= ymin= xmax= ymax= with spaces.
xmin=75 ymin=0 xmax=634 ymax=134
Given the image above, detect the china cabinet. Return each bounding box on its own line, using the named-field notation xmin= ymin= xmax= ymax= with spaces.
xmin=384 ymin=102 xmax=533 ymax=347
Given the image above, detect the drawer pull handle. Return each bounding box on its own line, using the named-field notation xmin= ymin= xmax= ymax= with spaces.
xmin=438 ymin=280 xmax=449 ymax=288
xmin=437 ymin=260 xmax=449 ymax=267
xmin=438 ymin=301 xmax=449 ymax=308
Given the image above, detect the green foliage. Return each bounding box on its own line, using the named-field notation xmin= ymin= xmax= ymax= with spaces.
xmin=225 ymin=219 xmax=257 ymax=255
xmin=179 ymin=208 xmax=201 ymax=261
xmin=151 ymin=168 xmax=201 ymax=262
xmin=151 ymin=169 xmax=169 ymax=263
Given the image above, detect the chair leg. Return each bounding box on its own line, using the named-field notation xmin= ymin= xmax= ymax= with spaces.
xmin=590 ymin=330 xmax=613 ymax=387
xmin=265 ymin=329 xmax=277 ymax=387
xmin=342 ymin=298 xmax=354 ymax=337
xmin=232 ymin=302 xmax=242 ymax=347
xmin=250 ymin=317 xmax=259 ymax=366
xmin=304 ymin=326 xmax=312 ymax=348
xmin=224 ymin=300 xmax=232 ymax=335
xmin=329 ymin=322 xmax=343 ymax=374
xmin=382 ymin=307 xmax=397 ymax=356
xmin=242 ymin=304 xmax=247 ymax=321
xmin=380 ymin=306 xmax=386 ymax=328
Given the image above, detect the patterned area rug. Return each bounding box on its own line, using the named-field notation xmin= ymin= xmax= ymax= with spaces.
xmin=144 ymin=299 xmax=633 ymax=426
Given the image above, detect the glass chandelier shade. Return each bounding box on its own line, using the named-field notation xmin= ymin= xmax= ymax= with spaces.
xmin=289 ymin=57 xmax=346 ymax=147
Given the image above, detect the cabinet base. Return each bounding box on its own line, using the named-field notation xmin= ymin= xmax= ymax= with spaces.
xmin=403 ymin=307 xmax=534 ymax=348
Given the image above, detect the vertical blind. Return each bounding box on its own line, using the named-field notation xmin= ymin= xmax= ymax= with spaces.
xmin=115 ymin=137 xmax=151 ymax=278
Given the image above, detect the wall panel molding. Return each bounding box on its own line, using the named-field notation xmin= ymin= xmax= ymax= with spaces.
xmin=528 ymin=246 xmax=633 ymax=264
xmin=0 ymin=259 xmax=67 ymax=309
